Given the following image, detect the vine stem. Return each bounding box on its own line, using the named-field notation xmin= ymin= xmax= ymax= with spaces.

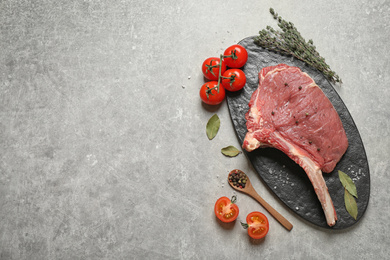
xmin=206 ymin=55 xmax=224 ymax=95
xmin=205 ymin=53 xmax=238 ymax=97
xmin=216 ymin=54 xmax=223 ymax=93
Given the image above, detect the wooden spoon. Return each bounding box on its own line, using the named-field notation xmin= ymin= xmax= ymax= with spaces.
xmin=228 ymin=169 xmax=293 ymax=231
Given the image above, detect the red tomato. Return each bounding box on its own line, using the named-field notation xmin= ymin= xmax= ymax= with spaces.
xmin=221 ymin=69 xmax=246 ymax=92
xmin=214 ymin=196 xmax=239 ymax=223
xmin=223 ymin=45 xmax=248 ymax=68
xmin=199 ymin=81 xmax=225 ymax=105
xmin=241 ymin=212 xmax=269 ymax=239
xmin=202 ymin=57 xmax=226 ymax=81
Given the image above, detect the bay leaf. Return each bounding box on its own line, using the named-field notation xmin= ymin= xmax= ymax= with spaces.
xmin=206 ymin=114 xmax=220 ymax=140
xmin=344 ymin=189 xmax=358 ymax=220
xmin=338 ymin=170 xmax=358 ymax=198
xmin=221 ymin=146 xmax=241 ymax=157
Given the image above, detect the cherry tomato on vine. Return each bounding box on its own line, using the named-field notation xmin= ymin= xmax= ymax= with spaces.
xmin=221 ymin=69 xmax=246 ymax=92
xmin=214 ymin=196 xmax=239 ymax=223
xmin=201 ymin=57 xmax=226 ymax=81
xmin=223 ymin=45 xmax=248 ymax=68
xmin=199 ymin=81 xmax=225 ymax=105
xmin=241 ymin=212 xmax=269 ymax=239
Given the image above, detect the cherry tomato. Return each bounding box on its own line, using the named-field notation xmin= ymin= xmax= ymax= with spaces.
xmin=202 ymin=57 xmax=226 ymax=81
xmin=223 ymin=45 xmax=248 ymax=68
xmin=199 ymin=81 xmax=225 ymax=105
xmin=241 ymin=212 xmax=269 ymax=239
xmin=221 ymin=69 xmax=246 ymax=92
xmin=214 ymin=196 xmax=239 ymax=223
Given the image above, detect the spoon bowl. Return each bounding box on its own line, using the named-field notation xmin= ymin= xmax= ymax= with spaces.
xmin=228 ymin=169 xmax=293 ymax=231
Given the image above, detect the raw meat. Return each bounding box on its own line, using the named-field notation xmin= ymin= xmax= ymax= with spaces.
xmin=242 ymin=64 xmax=348 ymax=226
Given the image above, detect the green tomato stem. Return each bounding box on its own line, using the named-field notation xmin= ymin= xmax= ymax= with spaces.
xmin=222 ymin=50 xmax=238 ymax=60
xmin=220 ymin=76 xmax=232 ymax=79
xmin=240 ymin=221 xmax=249 ymax=229
xmin=206 ymin=62 xmax=220 ymax=77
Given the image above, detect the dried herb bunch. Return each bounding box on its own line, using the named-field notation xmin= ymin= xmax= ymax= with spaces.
xmin=254 ymin=8 xmax=342 ymax=84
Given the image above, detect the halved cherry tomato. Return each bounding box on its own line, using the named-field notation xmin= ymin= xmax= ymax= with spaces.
xmin=221 ymin=69 xmax=246 ymax=92
xmin=214 ymin=196 xmax=239 ymax=223
xmin=241 ymin=212 xmax=269 ymax=239
xmin=202 ymin=57 xmax=226 ymax=81
xmin=199 ymin=81 xmax=225 ymax=105
xmin=223 ymin=45 xmax=248 ymax=68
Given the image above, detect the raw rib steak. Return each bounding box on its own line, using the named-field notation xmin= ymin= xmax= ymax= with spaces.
xmin=242 ymin=64 xmax=348 ymax=227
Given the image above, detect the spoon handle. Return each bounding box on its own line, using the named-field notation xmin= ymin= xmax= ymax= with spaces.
xmin=250 ymin=191 xmax=293 ymax=231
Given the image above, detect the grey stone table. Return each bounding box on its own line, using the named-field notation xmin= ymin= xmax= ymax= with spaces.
xmin=1 ymin=1 xmax=389 ymax=259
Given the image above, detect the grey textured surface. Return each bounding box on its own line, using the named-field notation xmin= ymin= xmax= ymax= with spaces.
xmin=0 ymin=0 xmax=389 ymax=259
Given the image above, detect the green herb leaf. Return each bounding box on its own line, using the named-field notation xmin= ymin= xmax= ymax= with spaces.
xmin=206 ymin=114 xmax=220 ymax=140
xmin=338 ymin=170 xmax=358 ymax=198
xmin=344 ymin=189 xmax=358 ymax=220
xmin=221 ymin=146 xmax=241 ymax=157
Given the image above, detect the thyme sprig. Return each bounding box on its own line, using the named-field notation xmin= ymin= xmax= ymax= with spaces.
xmin=254 ymin=8 xmax=341 ymax=84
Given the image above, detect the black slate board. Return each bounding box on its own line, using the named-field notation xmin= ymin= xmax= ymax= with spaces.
xmin=226 ymin=36 xmax=370 ymax=229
